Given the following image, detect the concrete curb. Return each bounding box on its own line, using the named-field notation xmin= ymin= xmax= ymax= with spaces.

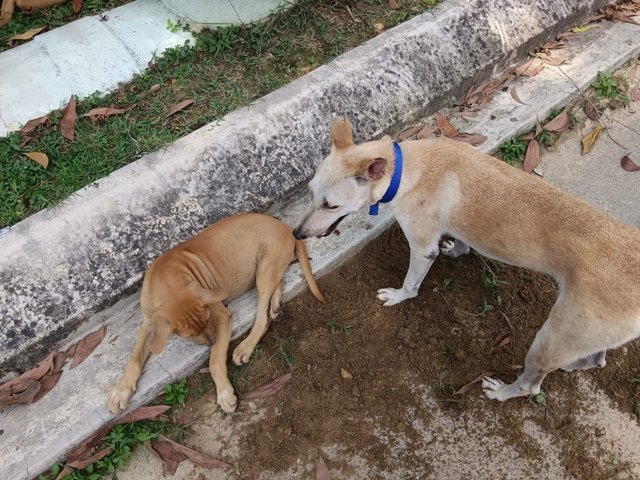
xmin=5 ymin=1 xmax=639 ymax=479
xmin=0 ymin=0 xmax=609 ymax=377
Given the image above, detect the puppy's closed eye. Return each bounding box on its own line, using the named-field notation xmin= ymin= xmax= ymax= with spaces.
xmin=323 ymin=199 xmax=339 ymax=210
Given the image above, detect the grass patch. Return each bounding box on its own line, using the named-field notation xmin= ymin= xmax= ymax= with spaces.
xmin=0 ymin=0 xmax=131 ymax=52
xmin=591 ymin=71 xmax=630 ymax=105
xmin=0 ymin=0 xmax=439 ymax=228
xmin=162 ymin=379 xmax=188 ymax=406
xmin=498 ymin=137 xmax=527 ymax=164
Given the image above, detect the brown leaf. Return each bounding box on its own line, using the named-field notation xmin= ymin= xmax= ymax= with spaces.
xmin=60 ymin=96 xmax=78 ymax=141
xmin=148 ymin=61 xmax=158 ymax=72
xmin=581 ymin=123 xmax=604 ymax=155
xmin=537 ymin=52 xmax=565 ymax=66
xmin=0 ymin=379 xmax=41 ymax=409
xmin=141 ymin=84 xmax=161 ymax=98
xmin=515 ymin=59 xmax=544 ymax=77
xmin=66 ymin=446 xmax=112 ymax=470
xmin=340 ymin=368 xmax=353 ymax=380
xmin=496 ymin=337 xmax=512 ymax=349
xmin=158 ymin=435 xmax=232 ymax=470
xmin=456 ymin=372 xmax=494 ymax=395
xmin=629 ymin=63 xmax=638 ymax=84
xmin=81 ymin=107 xmax=126 ymax=120
xmin=510 ymin=364 xmax=524 ymax=370
xmin=510 ymin=86 xmax=528 ymax=105
xmin=631 ymin=86 xmax=640 ymax=102
xmin=544 ymin=110 xmax=570 ymax=134
xmin=541 ymin=40 xmax=566 ymax=51
xmin=24 ymin=152 xmax=49 ymax=169
xmin=416 ymin=125 xmax=437 ymax=139
xmin=621 ymin=155 xmax=640 ymax=172
xmin=20 ymin=115 xmax=49 ymax=135
xmin=435 ymin=113 xmax=459 ymax=137
xmin=397 ymin=125 xmax=422 ymax=141
xmin=149 ymin=441 xmax=184 ymax=476
xmin=523 ymin=139 xmax=540 ymax=174
xmin=521 ymin=132 xmax=535 ymax=141
xmin=66 ymin=426 xmax=111 ymax=463
xmin=387 ymin=0 xmax=400 ymax=9
xmin=535 ymin=117 xmax=543 ymax=138
xmin=166 ymin=99 xmax=194 ymax=118
xmin=316 ymin=453 xmax=332 ymax=480
xmin=71 ymin=0 xmax=83 ymax=13
xmin=584 ymin=13 xmax=605 ymax=23
xmin=584 ymin=101 xmax=600 ymax=121
xmin=115 ymin=405 xmax=171 ymax=424
xmin=70 ymin=326 xmax=106 ymax=369
xmin=0 ymin=351 xmax=64 ymax=409
xmin=451 ymin=133 xmax=487 ymax=146
xmin=242 ymin=372 xmax=292 ymax=401
xmin=8 ymin=26 xmax=46 ymax=42
xmin=32 ymin=370 xmax=62 ymax=402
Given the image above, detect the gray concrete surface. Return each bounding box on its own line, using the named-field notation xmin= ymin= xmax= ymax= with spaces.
xmin=0 ymin=0 xmax=192 ymax=137
xmin=0 ymin=0 xmax=610 ymax=378
xmin=161 ymin=0 xmax=289 ymax=26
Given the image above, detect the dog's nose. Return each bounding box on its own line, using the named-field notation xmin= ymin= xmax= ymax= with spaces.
xmin=293 ymin=228 xmax=307 ymax=240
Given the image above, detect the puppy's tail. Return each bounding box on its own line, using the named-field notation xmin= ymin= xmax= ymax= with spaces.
xmin=294 ymin=239 xmax=326 ymax=304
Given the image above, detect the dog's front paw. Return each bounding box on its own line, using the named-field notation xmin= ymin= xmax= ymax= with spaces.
xmin=440 ymin=240 xmax=457 ymax=256
xmin=376 ymin=287 xmax=415 ymax=306
xmin=108 ymin=384 xmax=135 ymax=413
xmin=232 ymin=339 xmax=256 ymax=366
xmin=217 ymin=389 xmax=238 ymax=413
xmin=481 ymin=377 xmax=508 ymax=402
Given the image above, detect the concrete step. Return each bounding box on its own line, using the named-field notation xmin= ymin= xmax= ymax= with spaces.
xmin=5 ymin=1 xmax=639 ymax=479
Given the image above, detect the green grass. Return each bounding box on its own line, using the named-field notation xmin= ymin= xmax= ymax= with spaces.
xmin=162 ymin=379 xmax=188 ymax=406
xmin=0 ymin=0 xmax=131 ymax=52
xmin=498 ymin=137 xmax=527 ymax=164
xmin=326 ymin=321 xmax=352 ymax=335
xmin=0 ymin=0 xmax=439 ymax=228
xmin=591 ymin=71 xmax=629 ymax=104
xmin=39 ymin=417 xmax=189 ymax=480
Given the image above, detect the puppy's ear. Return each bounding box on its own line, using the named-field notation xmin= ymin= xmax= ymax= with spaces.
xmin=331 ymin=116 xmax=354 ymax=150
xmin=365 ymin=158 xmax=387 ymax=181
xmin=189 ymin=284 xmax=230 ymax=305
xmin=149 ymin=312 xmax=173 ymax=355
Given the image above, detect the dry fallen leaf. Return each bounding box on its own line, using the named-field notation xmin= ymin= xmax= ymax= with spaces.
xmin=166 ymin=99 xmax=194 ymax=117
xmin=24 ymin=152 xmax=49 ymax=169
xmin=149 ymin=441 xmax=184 ymax=476
xmin=387 ymin=0 xmax=400 ymax=9
xmin=148 ymin=61 xmax=158 ymax=72
xmin=510 ymin=86 xmax=527 ymax=105
xmin=115 ymin=405 xmax=171 ymax=424
xmin=159 ymin=435 xmax=231 ymax=470
xmin=242 ymin=372 xmax=292 ymax=401
xmin=65 ymin=426 xmax=111 ymax=465
xmin=435 ymin=113 xmax=459 ymax=137
xmin=397 ymin=125 xmax=422 ymax=141
xmin=537 ymin=52 xmax=565 ymax=66
xmin=416 ymin=125 xmax=437 ymax=139
xmin=456 ymin=372 xmax=494 ymax=395
xmin=621 ymin=155 xmax=640 ymax=172
xmin=631 ymin=86 xmax=640 ymax=102
xmin=340 ymin=368 xmax=353 ymax=380
xmin=8 ymin=26 xmax=46 ymax=42
xmin=70 ymin=325 xmax=106 ymax=369
xmin=515 ymin=59 xmax=545 ymax=77
xmin=523 ymin=139 xmax=540 ymax=174
xmin=581 ymin=123 xmax=604 ymax=155
xmin=72 ymin=0 xmax=83 ymax=13
xmin=571 ymin=24 xmax=596 ymax=33
xmin=60 ymin=96 xmax=78 ymax=141
xmin=451 ymin=133 xmax=487 ymax=146
xmin=81 ymin=107 xmax=126 ymax=120
xmin=535 ymin=117 xmax=543 ymax=138
xmin=66 ymin=447 xmax=112 ymax=470
xmin=20 ymin=115 xmax=49 ymax=135
xmin=544 ymin=110 xmax=570 ymax=134
xmin=584 ymin=101 xmax=600 ymax=121
xmin=373 ymin=22 xmax=385 ymax=33
xmin=316 ymin=453 xmax=332 ymax=480
xmin=627 ymin=62 xmax=638 ymax=84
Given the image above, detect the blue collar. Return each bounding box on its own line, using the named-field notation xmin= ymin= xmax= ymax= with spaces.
xmin=369 ymin=142 xmax=403 ymax=216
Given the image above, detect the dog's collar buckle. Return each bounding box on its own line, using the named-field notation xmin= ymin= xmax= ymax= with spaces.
xmin=369 ymin=141 xmax=403 ymax=216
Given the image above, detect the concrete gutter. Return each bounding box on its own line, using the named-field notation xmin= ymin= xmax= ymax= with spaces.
xmin=0 ymin=0 xmax=610 ymax=378
xmin=4 ymin=1 xmax=639 ymax=478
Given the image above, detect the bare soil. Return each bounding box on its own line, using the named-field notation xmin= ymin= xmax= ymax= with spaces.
xmin=150 ymin=225 xmax=639 ymax=479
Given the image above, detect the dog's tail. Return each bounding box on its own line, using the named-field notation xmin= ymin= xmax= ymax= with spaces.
xmin=294 ymin=239 xmax=326 ymax=304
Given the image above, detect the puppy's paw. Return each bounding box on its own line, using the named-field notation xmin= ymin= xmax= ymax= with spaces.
xmin=232 ymin=340 xmax=256 ymax=366
xmin=376 ymin=287 xmax=414 ymax=306
xmin=481 ymin=377 xmax=508 ymax=402
xmin=440 ymin=240 xmax=457 ymax=256
xmin=217 ymin=389 xmax=238 ymax=413
xmin=108 ymin=384 xmax=134 ymax=413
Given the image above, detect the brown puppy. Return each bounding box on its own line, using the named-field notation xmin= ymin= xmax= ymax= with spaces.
xmin=108 ymin=213 xmax=325 ymax=413
xmin=294 ymin=117 xmax=640 ymax=402
xmin=1 ymin=0 xmax=71 ymax=28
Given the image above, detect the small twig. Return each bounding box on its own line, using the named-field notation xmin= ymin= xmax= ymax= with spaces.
xmin=500 ymin=311 xmax=515 ymax=332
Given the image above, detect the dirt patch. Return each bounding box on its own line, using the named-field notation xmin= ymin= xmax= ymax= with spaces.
xmin=168 ymin=225 xmax=639 ymax=479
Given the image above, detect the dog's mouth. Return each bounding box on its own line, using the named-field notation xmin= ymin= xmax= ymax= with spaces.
xmin=317 ymin=215 xmax=347 ymax=238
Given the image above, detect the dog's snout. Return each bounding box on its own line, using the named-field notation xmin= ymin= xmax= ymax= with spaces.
xmin=293 ymin=228 xmax=307 ymax=240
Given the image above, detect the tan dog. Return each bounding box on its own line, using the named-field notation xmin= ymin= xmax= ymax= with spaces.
xmin=294 ymin=117 xmax=640 ymax=402
xmin=1 ymin=0 xmax=77 ymax=28
xmin=108 ymin=213 xmax=325 ymax=413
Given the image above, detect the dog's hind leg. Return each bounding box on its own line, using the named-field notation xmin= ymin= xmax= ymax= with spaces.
xmin=561 ymin=350 xmax=607 ymax=372
xmin=440 ymin=238 xmax=470 ymax=258
xmin=209 ymin=307 xmax=237 ymax=413
xmin=269 ymin=282 xmax=283 ymax=321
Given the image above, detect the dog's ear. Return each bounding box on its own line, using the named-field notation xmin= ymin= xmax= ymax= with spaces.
xmin=365 ymin=158 xmax=387 ymax=181
xmin=149 ymin=312 xmax=173 ymax=355
xmin=189 ymin=283 xmax=230 ymax=305
xmin=331 ymin=116 xmax=354 ymax=149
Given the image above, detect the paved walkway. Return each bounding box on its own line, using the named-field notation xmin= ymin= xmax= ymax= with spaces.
xmin=0 ymin=0 xmax=287 ymax=137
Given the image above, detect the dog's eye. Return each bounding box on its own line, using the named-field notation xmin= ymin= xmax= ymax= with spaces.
xmin=323 ymin=200 xmax=339 ymax=210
